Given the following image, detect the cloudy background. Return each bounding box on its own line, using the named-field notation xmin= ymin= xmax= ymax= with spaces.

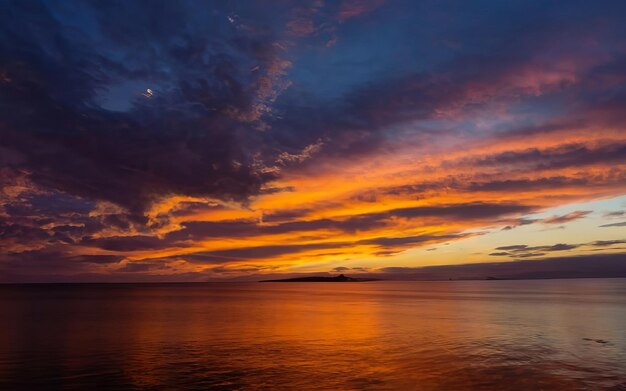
xmin=1 ymin=0 xmax=625 ymax=282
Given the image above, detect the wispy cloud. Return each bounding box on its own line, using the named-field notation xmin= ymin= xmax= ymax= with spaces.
xmin=542 ymin=211 xmax=591 ymax=224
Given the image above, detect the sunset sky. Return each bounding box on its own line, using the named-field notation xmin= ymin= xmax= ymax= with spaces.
xmin=1 ymin=0 xmax=625 ymax=282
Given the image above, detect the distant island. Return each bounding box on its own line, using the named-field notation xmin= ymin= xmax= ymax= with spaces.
xmin=260 ymin=274 xmax=380 ymax=282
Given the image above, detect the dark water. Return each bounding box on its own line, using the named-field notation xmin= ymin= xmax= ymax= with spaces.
xmin=1 ymin=279 xmax=625 ymax=390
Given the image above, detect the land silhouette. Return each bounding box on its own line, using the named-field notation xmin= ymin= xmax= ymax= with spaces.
xmin=260 ymin=274 xmax=380 ymax=282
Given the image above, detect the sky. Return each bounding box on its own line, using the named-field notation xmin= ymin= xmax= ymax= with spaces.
xmin=1 ymin=0 xmax=625 ymax=282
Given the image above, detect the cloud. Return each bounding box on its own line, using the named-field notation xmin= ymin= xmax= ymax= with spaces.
xmin=388 ymin=203 xmax=532 ymax=220
xmin=500 ymin=210 xmax=594 ymax=230
xmin=149 ymin=232 xmax=472 ymax=264
xmin=163 ymin=202 xmax=529 ymax=244
xmin=603 ymin=211 xmax=624 ymax=218
xmin=592 ymin=240 xmax=626 ymax=247
xmin=210 ymin=264 xmax=278 ymax=275
xmin=469 ymin=177 xmax=590 ymax=193
xmin=491 ymin=239 xmax=626 ymax=258
xmin=118 ymin=261 xmax=167 ymax=273
xmin=462 ymin=143 xmax=626 ymax=172
xmin=358 ymin=233 xmax=471 ymax=255
xmin=337 ymin=0 xmax=386 ymax=21
xmin=80 ymin=235 xmax=184 ymax=252
xmin=376 ymin=253 xmax=626 ymax=280
xmin=542 ymin=210 xmax=591 ymax=224
xmin=276 ymin=139 xmax=325 ymax=166
xmin=600 ymin=222 xmax=626 ymax=228
xmin=0 ymin=1 xmax=285 ymax=216
xmin=500 ymin=218 xmax=539 ymax=231
xmin=178 ymin=242 xmax=351 ymax=263
xmin=331 ymin=266 xmax=369 ymax=273
xmin=2 ymin=0 xmax=626 ymax=281
xmin=0 ymin=248 xmax=125 ymax=282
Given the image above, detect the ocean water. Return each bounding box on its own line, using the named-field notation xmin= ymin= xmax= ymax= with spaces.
xmin=1 ymin=279 xmax=625 ymax=390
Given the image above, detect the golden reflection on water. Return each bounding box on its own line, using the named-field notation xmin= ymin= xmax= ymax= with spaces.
xmin=1 ymin=280 xmax=625 ymax=390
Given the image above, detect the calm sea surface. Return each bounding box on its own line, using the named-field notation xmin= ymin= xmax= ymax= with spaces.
xmin=1 ymin=279 xmax=625 ymax=390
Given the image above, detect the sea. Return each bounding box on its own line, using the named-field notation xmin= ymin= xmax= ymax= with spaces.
xmin=1 ymin=279 xmax=625 ymax=390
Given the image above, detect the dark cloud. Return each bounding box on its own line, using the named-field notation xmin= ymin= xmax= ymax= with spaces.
xmin=0 ymin=0 xmax=281 ymax=216
xmin=0 ymin=222 xmax=50 ymax=245
xmin=388 ymin=203 xmax=532 ymax=220
xmin=261 ymin=208 xmax=312 ymax=223
xmin=168 ymin=202 xmax=228 ymax=218
xmin=499 ymin=210 xmax=596 ymax=231
xmin=542 ymin=211 xmax=591 ymax=224
xmin=70 ymin=254 xmax=125 ymax=264
xmin=603 ymin=211 xmax=624 ymax=218
xmin=592 ymin=240 xmax=626 ymax=247
xmin=118 ymin=261 xmax=167 ymax=273
xmin=210 ymin=264 xmax=279 ymax=275
xmin=378 ymin=172 xmax=625 ymax=203
xmin=0 ymin=248 xmax=125 ymax=282
xmin=491 ymin=243 xmax=579 ymax=258
xmin=331 ymin=266 xmax=369 ymax=273
xmin=500 ymin=218 xmax=539 ymax=231
xmin=600 ymin=222 xmax=626 ymax=228
xmin=2 ymin=0 xmax=626 ymax=219
xmin=0 ymin=215 xmax=104 ymax=249
xmin=80 ymin=235 xmax=183 ymax=252
xmin=491 ymin=240 xmax=626 ymax=259
xmin=496 ymin=244 xmax=528 ymax=251
xmin=462 ymin=143 xmax=626 ymax=171
xmin=358 ymin=233 xmax=469 ymax=252
xmin=377 ymin=253 xmax=626 ymax=280
xmin=469 ymin=177 xmax=590 ymax=193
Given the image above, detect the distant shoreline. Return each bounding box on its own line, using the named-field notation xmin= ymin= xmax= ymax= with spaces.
xmin=259 ymin=274 xmax=380 ymax=283
xmin=3 ymin=277 xmax=626 ymax=285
